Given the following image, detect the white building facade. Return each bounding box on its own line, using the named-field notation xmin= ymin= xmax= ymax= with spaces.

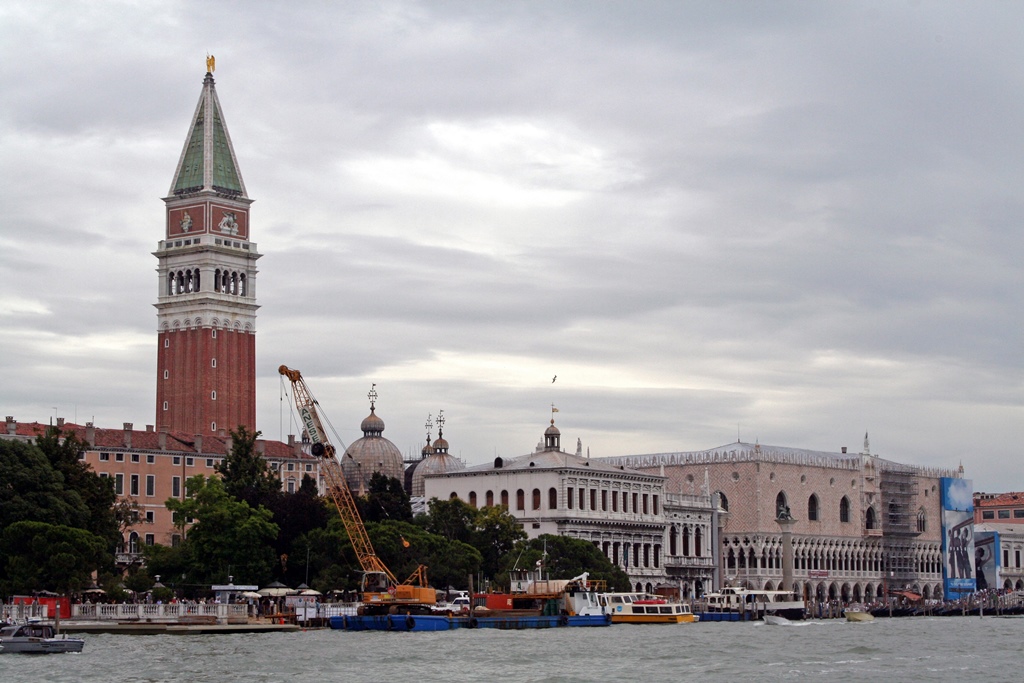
xmin=423 ymin=420 xmax=672 ymax=591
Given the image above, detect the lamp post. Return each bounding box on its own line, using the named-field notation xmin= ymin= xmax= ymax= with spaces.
xmin=305 ymin=545 xmax=311 ymax=587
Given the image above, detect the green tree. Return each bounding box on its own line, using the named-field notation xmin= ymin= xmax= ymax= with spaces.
xmin=501 ymin=535 xmax=631 ymax=591
xmin=0 ymin=521 xmax=108 ymax=595
xmin=471 ymin=505 xmax=527 ymax=579
xmin=165 ymin=475 xmax=279 ymax=586
xmin=215 ymin=426 xmax=280 ymax=509
xmin=367 ymin=520 xmax=481 ymax=592
xmin=268 ymin=475 xmax=331 ymax=585
xmin=422 ymin=497 xmax=476 ymax=543
xmin=359 ymin=473 xmax=412 ymax=524
xmin=424 ymin=537 xmax=481 ymax=593
xmin=141 ymin=543 xmax=191 ymax=594
xmin=35 ymin=427 xmax=119 ymax=548
xmin=0 ymin=438 xmax=92 ymax=532
xmin=299 ymin=518 xmax=360 ymax=593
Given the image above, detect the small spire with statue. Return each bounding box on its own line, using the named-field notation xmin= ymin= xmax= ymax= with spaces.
xmin=206 ymin=53 xmax=216 ymax=74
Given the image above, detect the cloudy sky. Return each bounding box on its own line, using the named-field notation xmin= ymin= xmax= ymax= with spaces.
xmin=2 ymin=1 xmax=1021 ymax=491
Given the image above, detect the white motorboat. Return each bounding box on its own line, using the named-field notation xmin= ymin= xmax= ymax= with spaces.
xmin=762 ymin=614 xmax=796 ymax=626
xmin=844 ymin=607 xmax=875 ymax=622
xmin=0 ymin=623 xmax=84 ymax=654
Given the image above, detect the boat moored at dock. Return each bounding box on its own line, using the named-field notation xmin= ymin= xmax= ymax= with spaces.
xmin=597 ymin=593 xmax=698 ymax=623
xmin=330 ymin=571 xmax=612 ymax=631
xmin=696 ymin=587 xmax=806 ymax=622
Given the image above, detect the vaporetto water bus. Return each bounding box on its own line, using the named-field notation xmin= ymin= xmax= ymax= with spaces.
xmin=696 ymin=587 xmax=806 ymax=622
xmin=597 ymin=592 xmax=698 ymax=624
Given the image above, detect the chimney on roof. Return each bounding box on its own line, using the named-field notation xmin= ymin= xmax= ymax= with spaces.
xmin=146 ymin=425 xmax=154 ymax=433
xmin=6 ymin=416 xmax=16 ymax=435
xmin=158 ymin=427 xmax=167 ymax=451
xmin=123 ymin=423 xmax=133 ymax=448
xmin=842 ymin=447 xmax=847 ymax=454
xmin=56 ymin=417 xmax=65 ymax=428
xmin=224 ymin=434 xmax=233 ymax=454
xmin=85 ymin=422 xmax=95 ymax=446
xmin=287 ymin=434 xmax=295 ymax=447
xmin=256 ymin=440 xmax=265 ymax=455
xmin=194 ymin=434 xmax=203 ymax=453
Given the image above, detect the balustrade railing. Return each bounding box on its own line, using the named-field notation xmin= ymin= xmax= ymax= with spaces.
xmin=71 ymin=603 xmax=247 ymax=621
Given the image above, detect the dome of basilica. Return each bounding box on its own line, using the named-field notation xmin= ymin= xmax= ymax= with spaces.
xmin=410 ymin=428 xmax=464 ymax=496
xmin=342 ymin=402 xmax=404 ymax=494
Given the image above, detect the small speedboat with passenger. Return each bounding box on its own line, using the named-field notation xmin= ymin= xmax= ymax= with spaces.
xmin=0 ymin=622 xmax=84 ymax=654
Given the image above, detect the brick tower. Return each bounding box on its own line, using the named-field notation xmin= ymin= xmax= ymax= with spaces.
xmin=155 ymin=62 xmax=259 ymax=435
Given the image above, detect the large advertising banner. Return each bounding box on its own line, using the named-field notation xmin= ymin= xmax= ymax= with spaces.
xmin=941 ymin=478 xmax=977 ymax=598
xmin=974 ymin=531 xmax=1000 ymax=592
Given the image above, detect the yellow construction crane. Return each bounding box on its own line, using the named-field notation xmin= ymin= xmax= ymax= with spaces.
xmin=278 ymin=365 xmax=435 ymax=614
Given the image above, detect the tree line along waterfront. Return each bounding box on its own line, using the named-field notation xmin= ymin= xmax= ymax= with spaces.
xmin=0 ymin=427 xmax=631 ymax=602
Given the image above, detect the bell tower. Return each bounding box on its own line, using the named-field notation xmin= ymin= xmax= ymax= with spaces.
xmin=155 ymin=61 xmax=260 ymax=435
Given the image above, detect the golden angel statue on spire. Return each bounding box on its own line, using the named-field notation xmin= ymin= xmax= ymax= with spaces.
xmin=206 ymin=54 xmax=216 ymax=73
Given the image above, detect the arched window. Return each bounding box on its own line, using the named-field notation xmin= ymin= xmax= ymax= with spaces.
xmin=695 ymin=527 xmax=703 ymax=556
xmin=669 ymin=526 xmax=678 ymax=555
xmin=501 ymin=490 xmax=509 ymax=508
xmin=808 ymin=494 xmax=819 ymax=521
xmin=485 ymin=490 xmax=494 ymax=507
xmin=717 ymin=491 xmax=729 ymax=511
xmin=682 ymin=526 xmax=691 ymax=556
xmin=548 ymin=487 xmax=558 ymax=510
xmin=840 ymin=496 xmax=851 ymax=523
xmin=532 ymin=488 xmax=541 ymax=510
xmin=917 ymin=507 xmax=927 ymax=533
xmin=516 ymin=489 xmax=525 ymax=511
xmin=866 ymin=506 xmax=877 ymax=529
xmin=469 ymin=491 xmax=477 ymax=508
xmin=775 ymin=491 xmax=788 ymax=518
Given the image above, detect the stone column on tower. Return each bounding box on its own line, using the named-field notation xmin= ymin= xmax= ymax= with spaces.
xmin=154 ymin=65 xmax=260 ymax=436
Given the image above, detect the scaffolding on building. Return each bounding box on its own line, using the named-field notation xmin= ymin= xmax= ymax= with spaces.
xmin=878 ymin=465 xmax=921 ymax=585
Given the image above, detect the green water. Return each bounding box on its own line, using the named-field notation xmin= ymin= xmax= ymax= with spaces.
xmin=2 ymin=616 xmax=1020 ymax=682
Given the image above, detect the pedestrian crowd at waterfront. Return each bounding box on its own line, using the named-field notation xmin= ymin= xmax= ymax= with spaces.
xmin=805 ymin=587 xmax=1024 ymax=618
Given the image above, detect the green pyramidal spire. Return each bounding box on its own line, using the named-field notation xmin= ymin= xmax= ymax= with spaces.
xmin=169 ymin=71 xmax=247 ymax=197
